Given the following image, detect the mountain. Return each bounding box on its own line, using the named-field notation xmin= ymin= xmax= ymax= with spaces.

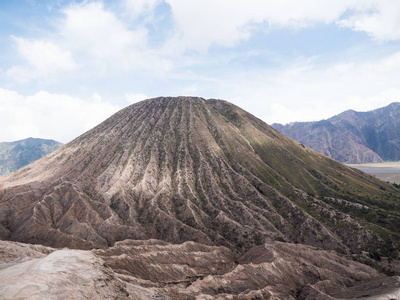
xmin=1 ymin=97 xmax=400 ymax=298
xmin=1 ymin=96 xmax=400 ymax=256
xmin=0 ymin=137 xmax=63 ymax=176
xmin=272 ymin=102 xmax=400 ymax=163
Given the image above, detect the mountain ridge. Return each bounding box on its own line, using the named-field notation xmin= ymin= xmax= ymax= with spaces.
xmin=272 ymin=102 xmax=400 ymax=163
xmin=0 ymin=137 xmax=63 ymax=176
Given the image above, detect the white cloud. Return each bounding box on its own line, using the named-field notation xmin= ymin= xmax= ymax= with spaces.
xmin=338 ymin=1 xmax=400 ymax=41
xmin=125 ymin=93 xmax=149 ymax=104
xmin=124 ymin=0 xmax=162 ymax=18
xmin=7 ymin=0 xmax=400 ymax=87
xmin=378 ymin=51 xmax=400 ymax=72
xmin=7 ymin=37 xmax=78 ymax=82
xmin=181 ymin=84 xmax=199 ymax=95
xmin=0 ymin=89 xmax=121 ymax=143
xmin=163 ymin=0 xmax=349 ymax=51
xmin=62 ymin=2 xmax=147 ymax=61
xmin=3 ymin=0 xmax=400 ymax=133
xmin=7 ymin=1 xmax=173 ymax=85
xmin=163 ymin=0 xmax=400 ymax=52
xmin=59 ymin=1 xmax=173 ymax=74
xmin=207 ymin=50 xmax=400 ymax=125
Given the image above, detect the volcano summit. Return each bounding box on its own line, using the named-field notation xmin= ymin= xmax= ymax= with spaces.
xmin=1 ymin=97 xmax=400 ymax=298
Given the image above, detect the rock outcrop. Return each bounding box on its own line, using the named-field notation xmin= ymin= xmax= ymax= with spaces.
xmin=2 ymin=239 xmax=400 ymax=299
xmin=0 ymin=240 xmax=159 ymax=300
xmin=95 ymin=239 xmax=387 ymax=299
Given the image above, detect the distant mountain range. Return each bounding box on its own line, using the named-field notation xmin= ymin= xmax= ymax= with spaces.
xmin=0 ymin=137 xmax=63 ymax=176
xmin=272 ymin=102 xmax=400 ymax=164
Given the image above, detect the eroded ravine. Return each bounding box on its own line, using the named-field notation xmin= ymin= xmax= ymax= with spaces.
xmin=0 ymin=97 xmax=399 ymax=265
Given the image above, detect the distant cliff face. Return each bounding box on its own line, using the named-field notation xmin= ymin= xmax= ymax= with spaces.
xmin=272 ymin=102 xmax=400 ymax=164
xmin=0 ymin=138 xmax=63 ymax=176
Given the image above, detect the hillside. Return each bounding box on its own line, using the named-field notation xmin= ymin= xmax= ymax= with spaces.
xmin=0 ymin=97 xmax=399 ymax=259
xmin=1 ymin=97 xmax=400 ymax=298
xmin=272 ymin=102 xmax=400 ymax=163
xmin=0 ymin=137 xmax=63 ymax=176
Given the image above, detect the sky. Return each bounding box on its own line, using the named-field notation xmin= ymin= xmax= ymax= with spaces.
xmin=1 ymin=0 xmax=400 ymax=143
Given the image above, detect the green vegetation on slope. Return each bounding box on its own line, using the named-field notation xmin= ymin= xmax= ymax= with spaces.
xmin=210 ymin=99 xmax=400 ymax=260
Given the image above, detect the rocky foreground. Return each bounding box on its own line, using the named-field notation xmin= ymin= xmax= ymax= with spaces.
xmin=1 ymin=239 xmax=400 ymax=299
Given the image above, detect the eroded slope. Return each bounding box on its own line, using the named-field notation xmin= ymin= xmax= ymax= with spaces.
xmin=0 ymin=97 xmax=399 ymax=263
xmin=2 ymin=239 xmax=399 ymax=300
